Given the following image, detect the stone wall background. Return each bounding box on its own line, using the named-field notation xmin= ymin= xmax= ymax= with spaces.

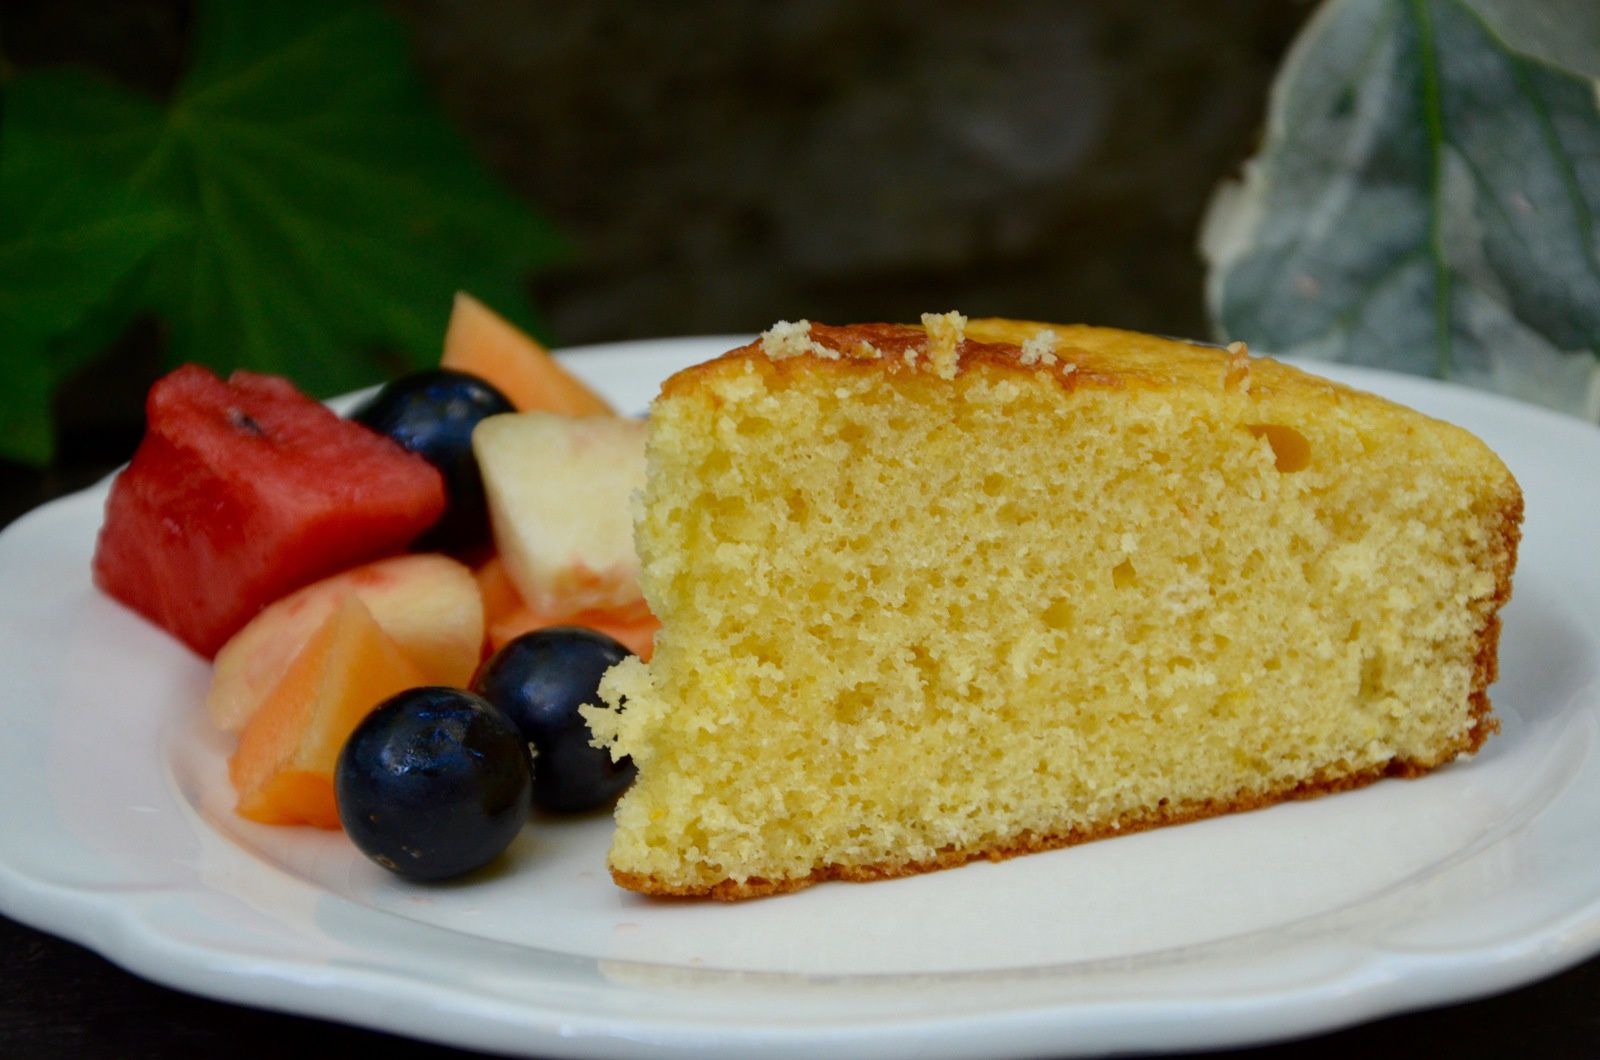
xmin=395 ymin=1 xmax=1314 ymax=343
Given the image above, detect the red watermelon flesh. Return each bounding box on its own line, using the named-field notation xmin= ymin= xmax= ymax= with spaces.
xmin=92 ymin=365 xmax=447 ymax=658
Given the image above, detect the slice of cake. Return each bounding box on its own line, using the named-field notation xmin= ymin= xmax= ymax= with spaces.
xmin=584 ymin=316 xmax=1522 ymax=900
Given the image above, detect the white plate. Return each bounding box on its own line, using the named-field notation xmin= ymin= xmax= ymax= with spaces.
xmin=2 ymin=337 xmax=1599 ymax=1059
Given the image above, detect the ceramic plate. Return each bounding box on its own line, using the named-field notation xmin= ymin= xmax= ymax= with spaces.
xmin=2 ymin=337 xmax=1598 ymax=1059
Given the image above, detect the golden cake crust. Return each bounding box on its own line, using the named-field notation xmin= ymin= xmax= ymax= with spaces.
xmin=614 ymin=756 xmax=1448 ymax=901
xmin=666 ymin=319 xmax=1386 ymax=406
xmin=660 ymin=319 xmax=1498 ymax=462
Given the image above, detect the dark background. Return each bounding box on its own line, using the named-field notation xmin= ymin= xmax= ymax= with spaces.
xmin=1 ymin=0 xmax=1312 ymax=524
xmin=3 ymin=2 xmax=1598 ymax=1056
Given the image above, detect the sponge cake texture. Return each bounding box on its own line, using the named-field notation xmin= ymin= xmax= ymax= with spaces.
xmin=585 ymin=317 xmax=1522 ymax=900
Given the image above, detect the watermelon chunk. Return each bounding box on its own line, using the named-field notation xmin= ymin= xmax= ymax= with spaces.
xmin=92 ymin=365 xmax=447 ymax=658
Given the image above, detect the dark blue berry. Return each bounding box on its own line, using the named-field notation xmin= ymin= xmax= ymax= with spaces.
xmin=336 ymin=687 xmax=532 ymax=881
xmin=350 ymin=369 xmax=514 ymax=554
xmin=471 ymin=627 xmax=635 ymax=813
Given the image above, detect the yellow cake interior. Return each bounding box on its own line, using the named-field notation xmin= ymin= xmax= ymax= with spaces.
xmin=586 ymin=318 xmax=1521 ymax=899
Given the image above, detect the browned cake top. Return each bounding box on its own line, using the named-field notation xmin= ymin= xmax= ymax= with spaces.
xmin=660 ymin=315 xmax=1373 ymax=408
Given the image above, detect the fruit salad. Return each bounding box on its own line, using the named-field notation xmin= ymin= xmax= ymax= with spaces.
xmin=91 ymin=293 xmax=649 ymax=880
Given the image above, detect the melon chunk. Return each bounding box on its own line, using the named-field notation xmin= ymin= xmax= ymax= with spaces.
xmin=92 ymin=365 xmax=446 ymax=657
xmin=474 ymin=413 xmax=647 ymax=615
xmin=442 ymin=292 xmax=613 ymax=416
xmin=476 ymin=556 xmax=658 ymax=659
xmin=208 ymin=554 xmax=485 ymax=733
xmin=230 ymin=596 xmax=427 ymax=828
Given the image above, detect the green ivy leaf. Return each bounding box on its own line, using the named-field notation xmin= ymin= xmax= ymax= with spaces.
xmin=1464 ymin=0 xmax=1600 ymax=81
xmin=0 ymin=0 xmax=563 ymax=463
xmin=1203 ymin=0 xmax=1600 ymax=418
xmin=0 ymin=102 xmax=179 ymax=463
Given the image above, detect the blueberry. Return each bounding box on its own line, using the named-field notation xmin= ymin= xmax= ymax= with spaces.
xmin=336 ymin=687 xmax=532 ymax=881
xmin=350 ymin=369 xmax=514 ymax=554
xmin=471 ymin=627 xmax=636 ymax=813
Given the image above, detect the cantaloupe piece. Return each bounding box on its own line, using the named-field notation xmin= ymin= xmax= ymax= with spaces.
xmin=476 ymin=555 xmax=658 ymax=660
xmin=230 ymin=596 xmax=427 ymax=828
xmin=492 ymin=600 xmax=659 ymax=661
xmin=441 ymin=292 xmax=613 ymax=416
xmin=207 ymin=554 xmax=484 ymax=733
xmin=474 ymin=554 xmax=526 ymax=633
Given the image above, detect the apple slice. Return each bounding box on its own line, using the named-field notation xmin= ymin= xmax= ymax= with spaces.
xmin=441 ymin=292 xmax=614 ymax=416
xmin=207 ymin=554 xmax=484 ymax=733
xmin=230 ymin=595 xmax=426 ymax=828
xmin=474 ymin=412 xmax=646 ymax=616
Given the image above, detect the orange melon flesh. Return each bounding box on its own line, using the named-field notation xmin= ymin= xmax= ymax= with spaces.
xmin=230 ymin=595 xmax=427 ymax=827
xmin=441 ymin=292 xmax=614 ymax=416
xmin=208 ymin=553 xmax=485 ymax=734
xmin=491 ymin=602 xmax=660 ymax=661
xmin=476 ymin=556 xmax=659 ymax=660
xmin=474 ymin=554 xmax=526 ymax=629
xmin=243 ymin=772 xmax=341 ymax=829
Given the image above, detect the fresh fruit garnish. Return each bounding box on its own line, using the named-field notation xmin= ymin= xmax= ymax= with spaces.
xmin=92 ymin=301 xmax=654 ymax=883
xmin=336 ymin=687 xmax=533 ymax=881
xmin=475 ymin=555 xmax=659 ymax=660
xmin=93 ymin=365 xmax=446 ymax=658
xmin=208 ymin=554 xmax=485 ymax=733
xmin=350 ymin=369 xmax=515 ymax=555
xmin=471 ymin=627 xmax=635 ymax=813
xmin=441 ymin=292 xmax=614 ymax=416
xmin=474 ymin=412 xmax=647 ymax=615
xmin=230 ymin=595 xmax=427 ymax=828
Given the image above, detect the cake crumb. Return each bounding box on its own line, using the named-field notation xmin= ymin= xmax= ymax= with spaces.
xmin=1019 ymin=328 xmax=1060 ymax=367
xmin=1222 ymin=341 xmax=1252 ymax=392
xmin=760 ymin=320 xmax=839 ymax=361
xmin=920 ymin=310 xmax=968 ymax=379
